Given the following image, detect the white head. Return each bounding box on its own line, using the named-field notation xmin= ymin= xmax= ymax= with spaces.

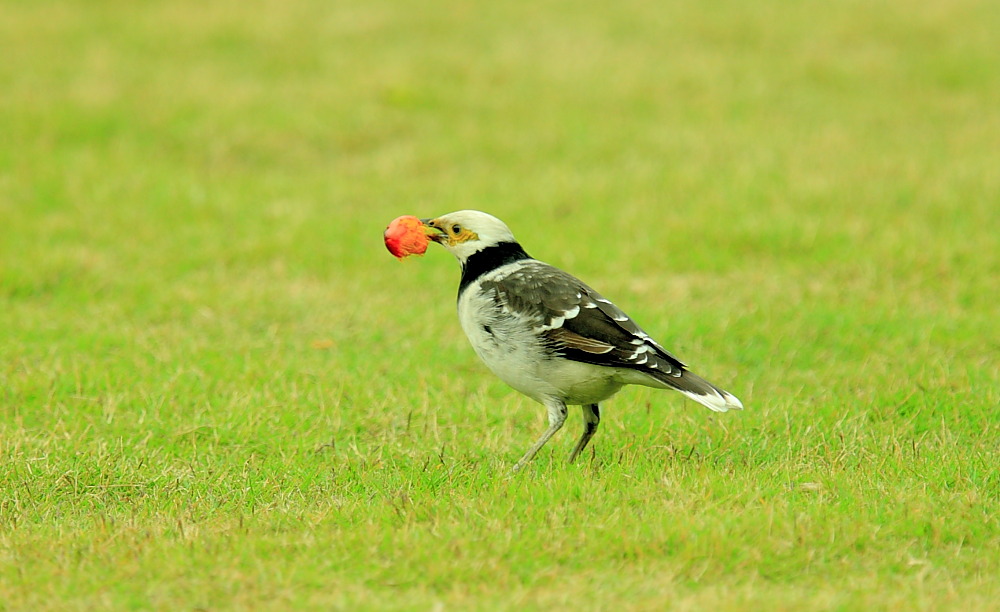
xmin=422 ymin=210 xmax=518 ymax=263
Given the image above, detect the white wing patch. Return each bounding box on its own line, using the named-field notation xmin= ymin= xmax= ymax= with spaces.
xmin=537 ymin=305 xmax=581 ymax=332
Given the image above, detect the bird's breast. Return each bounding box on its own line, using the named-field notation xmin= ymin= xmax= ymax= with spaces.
xmin=457 ymin=283 xmax=623 ymax=405
xmin=457 ymin=285 xmax=551 ymax=399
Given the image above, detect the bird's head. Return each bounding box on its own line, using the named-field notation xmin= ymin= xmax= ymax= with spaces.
xmin=421 ymin=210 xmax=518 ymax=263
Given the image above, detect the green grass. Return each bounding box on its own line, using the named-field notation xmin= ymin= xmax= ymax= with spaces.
xmin=2 ymin=0 xmax=999 ymax=609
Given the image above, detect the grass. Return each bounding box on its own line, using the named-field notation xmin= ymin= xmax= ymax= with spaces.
xmin=2 ymin=0 xmax=999 ymax=609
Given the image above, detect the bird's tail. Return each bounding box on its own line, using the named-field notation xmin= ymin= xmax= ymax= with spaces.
xmin=661 ymin=370 xmax=744 ymax=413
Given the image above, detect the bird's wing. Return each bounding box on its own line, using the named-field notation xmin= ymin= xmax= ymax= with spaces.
xmin=480 ymin=260 xmax=687 ymax=377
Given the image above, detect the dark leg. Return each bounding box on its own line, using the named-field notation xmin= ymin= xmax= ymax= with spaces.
xmin=568 ymin=403 xmax=600 ymax=463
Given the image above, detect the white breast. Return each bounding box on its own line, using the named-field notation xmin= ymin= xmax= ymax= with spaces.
xmin=457 ymin=265 xmax=625 ymax=405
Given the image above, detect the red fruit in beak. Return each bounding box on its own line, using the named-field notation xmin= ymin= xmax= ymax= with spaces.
xmin=384 ymin=215 xmax=433 ymax=259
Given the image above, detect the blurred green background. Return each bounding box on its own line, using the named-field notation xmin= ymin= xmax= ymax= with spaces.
xmin=2 ymin=0 xmax=998 ymax=609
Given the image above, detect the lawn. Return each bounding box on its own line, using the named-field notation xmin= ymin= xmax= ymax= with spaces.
xmin=1 ymin=0 xmax=998 ymax=609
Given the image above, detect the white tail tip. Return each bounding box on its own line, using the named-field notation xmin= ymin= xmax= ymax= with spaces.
xmin=680 ymin=388 xmax=744 ymax=413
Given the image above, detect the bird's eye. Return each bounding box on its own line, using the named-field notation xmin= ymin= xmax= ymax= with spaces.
xmin=452 ymin=225 xmax=461 ymax=234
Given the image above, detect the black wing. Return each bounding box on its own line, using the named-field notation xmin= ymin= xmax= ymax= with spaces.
xmin=480 ymin=260 xmax=686 ymax=378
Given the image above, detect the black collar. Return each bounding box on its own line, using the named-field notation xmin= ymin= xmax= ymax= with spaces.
xmin=459 ymin=241 xmax=530 ymax=298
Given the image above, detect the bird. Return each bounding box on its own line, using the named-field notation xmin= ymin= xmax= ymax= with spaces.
xmin=421 ymin=210 xmax=742 ymax=471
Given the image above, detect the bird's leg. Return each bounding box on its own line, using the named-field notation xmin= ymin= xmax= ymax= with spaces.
xmin=511 ymin=399 xmax=568 ymax=472
xmin=568 ymin=403 xmax=600 ymax=464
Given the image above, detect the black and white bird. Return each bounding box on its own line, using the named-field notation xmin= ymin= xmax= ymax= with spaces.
xmin=422 ymin=210 xmax=742 ymax=471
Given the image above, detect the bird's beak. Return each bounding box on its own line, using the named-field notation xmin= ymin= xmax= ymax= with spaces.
xmin=420 ymin=218 xmax=447 ymax=243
